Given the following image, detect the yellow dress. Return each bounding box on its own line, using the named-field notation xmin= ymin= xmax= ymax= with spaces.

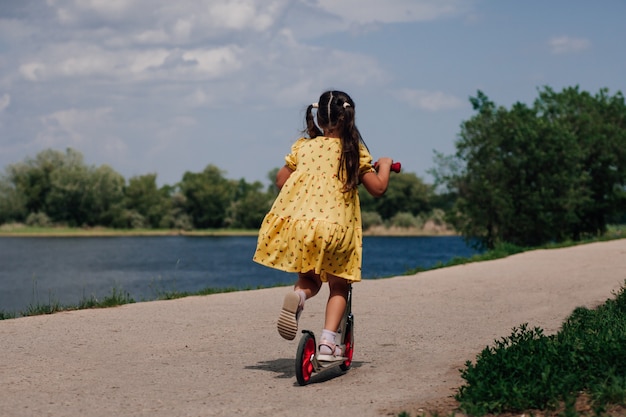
xmin=253 ymin=137 xmax=375 ymax=282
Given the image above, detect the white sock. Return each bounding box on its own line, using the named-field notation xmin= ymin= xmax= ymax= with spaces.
xmin=319 ymin=329 xmax=337 ymax=355
xmin=295 ymin=290 xmax=306 ymax=308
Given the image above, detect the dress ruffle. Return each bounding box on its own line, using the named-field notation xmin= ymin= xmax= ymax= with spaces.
xmin=253 ymin=136 xmax=371 ymax=282
xmin=253 ymin=213 xmax=362 ymax=282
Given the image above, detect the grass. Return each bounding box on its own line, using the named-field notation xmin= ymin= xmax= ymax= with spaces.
xmin=0 ymin=283 xmax=283 ymax=320
xmin=396 ymin=226 xmax=626 ymax=417
xmin=0 ymin=286 xmax=136 ymax=319
xmin=454 ymin=282 xmax=626 ymax=417
xmin=405 ymin=224 xmax=626 ymax=276
xmin=398 ymin=282 xmax=626 ymax=417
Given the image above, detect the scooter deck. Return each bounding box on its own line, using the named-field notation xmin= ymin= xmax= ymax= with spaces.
xmin=312 ymin=355 xmax=349 ymax=371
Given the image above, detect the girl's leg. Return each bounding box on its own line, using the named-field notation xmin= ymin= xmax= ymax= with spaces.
xmin=277 ymin=271 xmax=322 ymax=340
xmin=324 ymin=274 xmax=349 ymax=332
xmin=294 ymin=270 xmax=322 ymax=301
xmin=319 ymin=274 xmax=349 ymax=357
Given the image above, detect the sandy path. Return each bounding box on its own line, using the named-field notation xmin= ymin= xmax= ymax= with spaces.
xmin=1 ymin=239 xmax=625 ymax=417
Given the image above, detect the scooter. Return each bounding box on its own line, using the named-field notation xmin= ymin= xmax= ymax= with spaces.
xmin=293 ymin=160 xmax=400 ymax=386
xmin=295 ymin=283 xmax=355 ymax=386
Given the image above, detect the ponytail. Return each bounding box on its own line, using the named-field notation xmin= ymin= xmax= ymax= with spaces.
xmin=305 ymin=104 xmax=322 ymax=138
xmin=339 ymin=104 xmax=362 ymax=192
xmin=304 ymin=91 xmax=368 ymax=192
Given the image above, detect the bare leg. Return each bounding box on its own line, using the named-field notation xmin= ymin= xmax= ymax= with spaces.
xmin=324 ymin=274 xmax=349 ymax=332
xmin=294 ymin=270 xmax=322 ymax=301
xmin=277 ymin=271 xmax=322 ymax=341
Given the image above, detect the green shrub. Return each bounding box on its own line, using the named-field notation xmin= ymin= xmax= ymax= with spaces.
xmin=456 ymin=283 xmax=626 ymax=416
xmin=390 ymin=212 xmax=421 ymax=228
xmin=361 ymin=211 xmax=383 ymax=229
xmin=25 ymin=212 xmax=51 ymax=227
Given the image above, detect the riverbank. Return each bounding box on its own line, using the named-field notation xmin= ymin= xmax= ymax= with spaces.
xmin=1 ymin=239 xmax=625 ymax=417
xmin=0 ymin=223 xmax=456 ymax=237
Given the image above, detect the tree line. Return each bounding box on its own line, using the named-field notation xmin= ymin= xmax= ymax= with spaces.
xmin=0 ymin=148 xmax=436 ymax=232
xmin=432 ymin=86 xmax=626 ymax=248
xmin=1 ymin=86 xmax=624 ymax=249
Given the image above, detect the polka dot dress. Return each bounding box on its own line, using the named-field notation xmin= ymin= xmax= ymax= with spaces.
xmin=253 ymin=137 xmax=374 ymax=282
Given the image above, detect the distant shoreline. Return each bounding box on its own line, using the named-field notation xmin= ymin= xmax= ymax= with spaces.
xmin=0 ymin=225 xmax=457 ymax=238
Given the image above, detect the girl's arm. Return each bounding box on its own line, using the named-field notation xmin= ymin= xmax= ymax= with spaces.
xmin=275 ymin=165 xmax=294 ymax=190
xmin=361 ymin=157 xmax=393 ymax=198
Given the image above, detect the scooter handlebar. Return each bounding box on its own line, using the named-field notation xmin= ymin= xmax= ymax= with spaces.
xmin=373 ymin=161 xmax=401 ymax=173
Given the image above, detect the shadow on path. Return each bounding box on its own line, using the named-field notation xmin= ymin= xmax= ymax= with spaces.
xmin=246 ymin=358 xmax=366 ymax=385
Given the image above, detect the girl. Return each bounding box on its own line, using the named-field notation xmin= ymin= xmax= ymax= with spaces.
xmin=253 ymin=90 xmax=393 ymax=360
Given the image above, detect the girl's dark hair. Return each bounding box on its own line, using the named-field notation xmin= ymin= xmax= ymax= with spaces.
xmin=304 ymin=90 xmax=368 ymax=192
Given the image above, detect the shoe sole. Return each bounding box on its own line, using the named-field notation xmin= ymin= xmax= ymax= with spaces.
xmin=277 ymin=292 xmax=300 ymax=340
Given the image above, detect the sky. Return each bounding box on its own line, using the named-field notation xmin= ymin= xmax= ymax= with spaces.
xmin=1 ymin=0 xmax=625 ymax=188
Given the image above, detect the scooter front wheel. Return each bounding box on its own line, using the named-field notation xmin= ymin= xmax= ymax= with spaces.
xmin=295 ymin=331 xmax=316 ymax=386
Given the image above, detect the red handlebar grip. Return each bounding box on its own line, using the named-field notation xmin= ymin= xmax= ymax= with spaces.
xmin=374 ymin=161 xmax=401 ymax=173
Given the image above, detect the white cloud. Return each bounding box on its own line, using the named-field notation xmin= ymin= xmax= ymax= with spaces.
xmin=74 ymin=0 xmax=134 ymax=16
xmin=39 ymin=107 xmax=113 ymax=145
xmin=33 ymin=106 xmax=130 ymax=167
xmin=549 ymin=36 xmax=591 ymax=55
xmin=208 ymin=1 xmax=275 ymax=31
xmin=0 ymin=94 xmax=10 ymax=112
xmin=19 ymin=62 xmax=46 ymax=81
xmin=18 ymin=41 xmax=244 ymax=83
xmin=315 ymin=0 xmax=465 ymax=24
xmin=0 ymin=0 xmax=483 ymax=186
xmin=393 ymin=89 xmax=463 ymax=111
xmin=182 ymin=46 xmax=243 ymax=78
xmin=128 ymin=49 xmax=170 ymax=74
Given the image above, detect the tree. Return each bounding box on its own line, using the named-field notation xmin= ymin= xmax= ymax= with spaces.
xmin=179 ymin=165 xmax=234 ymax=228
xmin=224 ymin=179 xmax=274 ymax=229
xmin=123 ymin=174 xmax=171 ymax=228
xmin=44 ymin=153 xmax=126 ymax=226
xmin=0 ymin=177 xmax=26 ymax=224
xmin=90 ymin=165 xmax=126 ymax=226
xmin=359 ymin=172 xmax=433 ymax=220
xmin=435 ymin=87 xmax=626 ymax=249
xmin=45 ymin=152 xmax=94 ymax=226
xmin=1 ymin=148 xmax=126 ymax=227
xmin=6 ymin=148 xmax=71 ymax=216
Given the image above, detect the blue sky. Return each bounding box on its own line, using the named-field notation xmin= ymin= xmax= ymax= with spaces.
xmin=1 ymin=1 xmax=625 ymax=187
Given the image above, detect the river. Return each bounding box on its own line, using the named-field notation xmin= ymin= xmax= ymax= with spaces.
xmin=0 ymin=235 xmax=479 ymax=314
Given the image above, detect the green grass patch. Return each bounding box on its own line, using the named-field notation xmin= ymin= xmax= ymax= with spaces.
xmin=76 ymin=287 xmax=136 ymax=309
xmin=0 ymin=284 xmax=284 ymax=320
xmin=405 ymin=225 xmax=626 ymax=276
xmin=455 ymin=282 xmax=626 ymax=416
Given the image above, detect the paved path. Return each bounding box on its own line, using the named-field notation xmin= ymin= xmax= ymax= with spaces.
xmin=1 ymin=239 xmax=625 ymax=416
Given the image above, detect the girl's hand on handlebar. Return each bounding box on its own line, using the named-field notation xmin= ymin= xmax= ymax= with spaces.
xmin=363 ymin=158 xmax=399 ymax=197
xmin=373 ymin=158 xmax=401 ymax=173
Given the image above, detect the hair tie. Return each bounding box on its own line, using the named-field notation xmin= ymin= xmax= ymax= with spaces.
xmin=327 ymin=92 xmax=333 ymax=120
xmin=343 ymin=102 xmax=351 ymax=109
xmin=311 ymin=102 xmax=319 ymax=108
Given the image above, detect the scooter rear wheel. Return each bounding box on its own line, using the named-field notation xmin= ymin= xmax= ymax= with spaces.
xmin=340 ymin=315 xmax=354 ymax=371
xmin=295 ymin=332 xmax=316 ymax=386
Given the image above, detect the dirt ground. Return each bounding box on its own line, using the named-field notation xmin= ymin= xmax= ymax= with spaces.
xmin=1 ymin=239 xmax=625 ymax=417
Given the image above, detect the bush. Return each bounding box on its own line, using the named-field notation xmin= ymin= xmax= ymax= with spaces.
xmin=25 ymin=212 xmax=51 ymax=227
xmin=390 ymin=212 xmax=421 ymax=228
xmin=361 ymin=211 xmax=383 ymax=229
xmin=456 ymin=283 xmax=626 ymax=416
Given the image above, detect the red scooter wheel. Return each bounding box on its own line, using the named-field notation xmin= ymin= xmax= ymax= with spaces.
xmin=340 ymin=315 xmax=354 ymax=371
xmin=295 ymin=332 xmax=316 ymax=386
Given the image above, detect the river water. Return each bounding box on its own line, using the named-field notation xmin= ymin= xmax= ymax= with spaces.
xmin=0 ymin=235 xmax=479 ymax=314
